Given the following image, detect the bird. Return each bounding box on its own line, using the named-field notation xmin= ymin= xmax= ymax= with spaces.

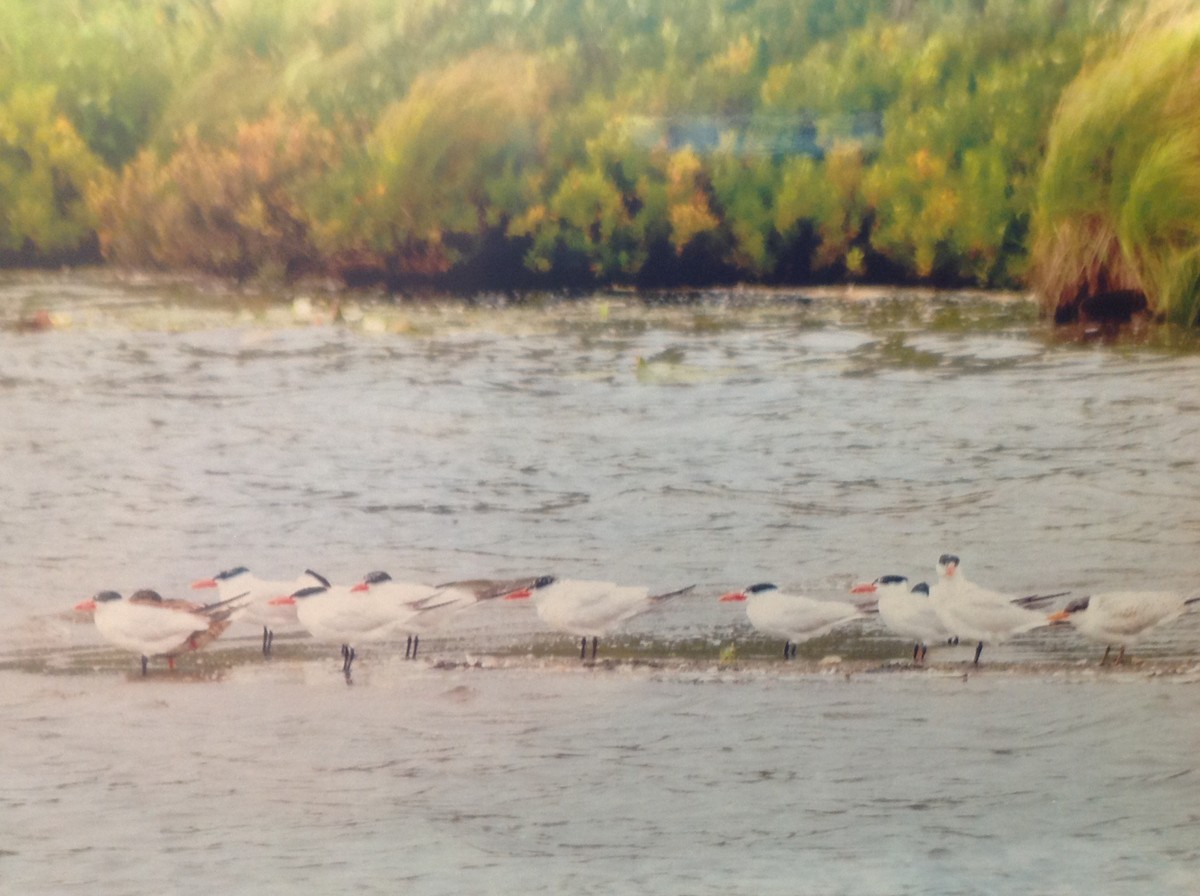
xmin=351 ymin=571 xmax=479 ymax=660
xmin=190 ymin=566 xmax=330 ymax=656
xmin=720 ymin=583 xmax=873 ymax=659
xmin=269 ymin=580 xmax=445 ymax=680
xmin=503 ymin=576 xmax=694 ymax=660
xmin=73 ymin=589 xmax=245 ymax=675
xmin=1047 ymin=591 xmax=1200 ymax=664
xmin=928 ymin=554 xmax=1048 ymax=665
xmin=850 ymin=575 xmax=951 ymax=663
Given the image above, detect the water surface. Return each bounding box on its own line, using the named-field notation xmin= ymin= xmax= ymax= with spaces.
xmin=1 ymin=272 xmax=1199 ymax=893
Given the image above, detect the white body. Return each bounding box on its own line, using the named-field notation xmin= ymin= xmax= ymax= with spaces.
xmin=362 ymin=580 xmax=477 ymax=636
xmin=741 ymin=590 xmax=865 ymax=643
xmin=1067 ymin=591 xmax=1189 ymax=645
xmin=929 ymin=562 xmax=1044 ymax=644
xmin=293 ymin=585 xmax=424 ymax=644
xmin=875 ymin=581 xmax=952 ymax=644
xmin=526 ymin=579 xmax=664 ymax=637
xmin=196 ymin=568 xmax=323 ymax=631
xmin=92 ymin=599 xmax=220 ymax=658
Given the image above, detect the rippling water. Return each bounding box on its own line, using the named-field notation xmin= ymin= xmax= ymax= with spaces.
xmin=2 ymin=272 xmax=1199 ymax=893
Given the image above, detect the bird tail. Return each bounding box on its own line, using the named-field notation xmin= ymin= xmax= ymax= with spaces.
xmin=196 ymin=591 xmax=251 ymax=621
xmin=649 ymin=584 xmax=696 ymax=602
xmin=180 ymin=595 xmax=247 ymax=654
xmin=412 ymin=588 xmax=473 ymax=613
xmin=437 ymin=575 xmax=553 ymax=601
xmin=1011 ymin=591 xmax=1070 ymax=607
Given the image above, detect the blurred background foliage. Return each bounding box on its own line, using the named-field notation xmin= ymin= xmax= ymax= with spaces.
xmin=4 ymin=0 xmax=1197 ymax=321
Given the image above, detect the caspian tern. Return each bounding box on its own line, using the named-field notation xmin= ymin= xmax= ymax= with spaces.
xmin=269 ymin=581 xmax=442 ymax=679
xmin=73 ymin=589 xmax=245 ymax=675
xmin=720 ymin=583 xmax=872 ymax=659
xmin=352 ymin=571 xmax=479 ymax=659
xmin=928 ymin=554 xmax=1048 ymax=665
xmin=1047 ymin=591 xmax=1200 ymax=664
xmin=850 ymin=575 xmax=951 ymax=663
xmin=190 ymin=566 xmax=330 ymax=656
xmin=503 ymin=576 xmax=694 ymax=660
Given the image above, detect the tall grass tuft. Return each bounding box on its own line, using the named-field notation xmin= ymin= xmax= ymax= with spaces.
xmin=1032 ymin=2 xmax=1200 ymax=325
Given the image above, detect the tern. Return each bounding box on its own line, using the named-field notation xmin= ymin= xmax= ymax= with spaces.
xmin=851 ymin=575 xmax=951 ymax=663
xmin=503 ymin=576 xmax=694 ymax=660
xmin=191 ymin=566 xmax=330 ymax=656
xmin=270 ymin=581 xmax=455 ymax=679
xmin=1048 ymin=591 xmax=1200 ymax=664
xmin=720 ymin=583 xmax=873 ymax=659
xmin=74 ymin=589 xmax=245 ymax=675
xmin=928 ymin=554 xmax=1048 ymax=665
xmin=351 ymin=571 xmax=481 ymax=659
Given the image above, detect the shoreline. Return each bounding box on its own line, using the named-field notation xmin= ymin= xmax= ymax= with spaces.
xmin=8 ymin=637 xmax=1200 ymax=683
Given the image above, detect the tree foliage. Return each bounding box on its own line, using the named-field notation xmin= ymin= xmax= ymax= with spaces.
xmin=1031 ymin=1 xmax=1200 ymax=324
xmin=0 ymin=0 xmax=1154 ymax=308
xmin=0 ymin=86 xmax=105 ymax=260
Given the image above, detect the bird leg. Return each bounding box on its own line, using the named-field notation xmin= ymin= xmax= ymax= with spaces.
xmin=405 ymin=636 xmax=413 ymax=659
xmin=919 ymin=643 xmax=928 ymax=664
xmin=973 ymin=641 xmax=983 ymax=665
xmin=140 ymin=655 xmax=148 ymax=676
xmin=262 ymin=626 xmax=272 ymax=656
xmin=912 ymin=642 xmax=920 ymax=662
xmin=591 ymin=637 xmax=598 ymax=660
xmin=341 ymin=644 xmax=356 ymax=675
xmin=412 ymin=635 xmax=419 ymax=659
xmin=580 ymin=637 xmax=587 ymax=660
xmin=1100 ymin=645 xmax=1112 ymax=666
xmin=1115 ymin=645 xmax=1126 ymax=665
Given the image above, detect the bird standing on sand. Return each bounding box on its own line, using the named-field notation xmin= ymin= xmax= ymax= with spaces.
xmin=74 ymin=589 xmax=244 ymax=675
xmin=191 ymin=566 xmax=329 ymax=656
xmin=504 ymin=576 xmax=694 ymax=660
xmin=270 ymin=580 xmax=459 ymax=679
xmin=351 ymin=571 xmax=481 ymax=660
xmin=720 ymin=583 xmax=873 ymax=660
xmin=851 ymin=575 xmax=950 ymax=663
xmin=928 ymin=554 xmax=1047 ymax=665
xmin=1048 ymin=591 xmax=1200 ymax=664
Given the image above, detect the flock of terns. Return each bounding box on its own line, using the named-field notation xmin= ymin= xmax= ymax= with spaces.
xmin=71 ymin=554 xmax=1200 ymax=679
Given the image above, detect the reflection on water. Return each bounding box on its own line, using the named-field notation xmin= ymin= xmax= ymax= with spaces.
xmin=2 ymin=272 xmax=1200 ymax=893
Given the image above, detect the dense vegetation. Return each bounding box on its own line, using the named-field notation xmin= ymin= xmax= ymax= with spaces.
xmin=1031 ymin=2 xmax=1200 ymax=325
xmin=2 ymin=0 xmax=1185 ymax=318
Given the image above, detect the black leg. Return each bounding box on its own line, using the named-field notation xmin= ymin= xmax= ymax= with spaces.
xmin=919 ymin=644 xmax=928 ymax=663
xmin=412 ymin=635 xmax=419 ymax=659
xmin=913 ymin=642 xmax=920 ymax=662
xmin=973 ymin=641 xmax=983 ymax=665
xmin=141 ymin=655 xmax=148 ymax=676
xmin=1115 ymin=645 xmax=1126 ymax=665
xmin=591 ymin=637 xmax=598 ymax=660
xmin=783 ymin=641 xmax=790 ymax=660
xmin=580 ymin=637 xmax=587 ymax=660
xmin=405 ymin=636 xmax=412 ymax=659
xmin=1101 ymin=645 xmax=1111 ymax=666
